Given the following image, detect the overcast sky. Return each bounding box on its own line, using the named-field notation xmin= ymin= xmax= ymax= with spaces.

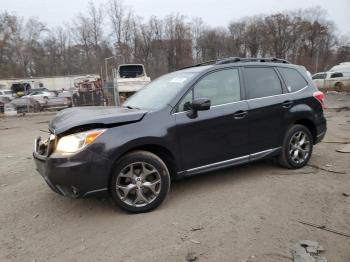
xmin=1 ymin=0 xmax=349 ymax=35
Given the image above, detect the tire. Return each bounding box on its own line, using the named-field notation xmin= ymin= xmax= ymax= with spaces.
xmin=109 ymin=150 xmax=171 ymax=213
xmin=334 ymin=82 xmax=344 ymax=92
xmin=279 ymin=125 xmax=313 ymax=169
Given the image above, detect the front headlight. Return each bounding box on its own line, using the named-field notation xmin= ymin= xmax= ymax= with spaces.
xmin=56 ymin=129 xmax=106 ymax=154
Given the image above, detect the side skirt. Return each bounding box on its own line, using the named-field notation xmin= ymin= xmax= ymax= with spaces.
xmin=177 ymin=147 xmax=281 ymax=178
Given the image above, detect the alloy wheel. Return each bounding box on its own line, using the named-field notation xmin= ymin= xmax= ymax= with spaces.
xmin=116 ymin=162 xmax=161 ymax=207
xmin=288 ymin=131 xmax=310 ymax=164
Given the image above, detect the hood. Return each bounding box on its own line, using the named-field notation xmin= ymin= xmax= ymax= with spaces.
xmin=49 ymin=106 xmax=147 ymax=134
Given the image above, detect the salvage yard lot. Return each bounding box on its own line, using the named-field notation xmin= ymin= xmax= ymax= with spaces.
xmin=0 ymin=93 xmax=349 ymax=262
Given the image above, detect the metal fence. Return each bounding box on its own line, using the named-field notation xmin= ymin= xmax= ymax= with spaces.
xmin=71 ymin=81 xmax=121 ymax=107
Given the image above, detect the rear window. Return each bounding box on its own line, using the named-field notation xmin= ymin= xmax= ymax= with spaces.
xmin=119 ymin=65 xmax=144 ymax=78
xmin=244 ymin=67 xmax=283 ymax=99
xmin=279 ymin=67 xmax=308 ymax=92
xmin=11 ymin=83 xmax=31 ymax=93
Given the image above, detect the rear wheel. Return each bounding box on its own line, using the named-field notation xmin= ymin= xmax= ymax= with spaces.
xmin=334 ymin=82 xmax=344 ymax=92
xmin=279 ymin=125 xmax=313 ymax=169
xmin=109 ymin=150 xmax=171 ymax=213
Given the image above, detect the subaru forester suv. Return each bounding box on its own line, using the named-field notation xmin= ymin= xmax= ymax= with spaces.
xmin=33 ymin=57 xmax=327 ymax=213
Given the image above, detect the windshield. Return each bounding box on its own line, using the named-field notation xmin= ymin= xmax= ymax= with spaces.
xmin=123 ymin=71 xmax=197 ymax=109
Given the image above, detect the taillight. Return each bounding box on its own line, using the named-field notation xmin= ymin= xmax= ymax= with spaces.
xmin=313 ymin=91 xmax=326 ymax=109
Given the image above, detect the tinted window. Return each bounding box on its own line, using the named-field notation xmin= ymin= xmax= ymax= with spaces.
xmin=312 ymin=73 xmax=326 ymax=80
xmin=330 ymin=72 xmax=343 ymax=78
xmin=279 ymin=67 xmax=308 ymax=92
xmin=245 ymin=67 xmax=282 ymax=99
xmin=177 ymin=68 xmax=241 ymax=111
xmin=119 ymin=65 xmax=144 ymax=78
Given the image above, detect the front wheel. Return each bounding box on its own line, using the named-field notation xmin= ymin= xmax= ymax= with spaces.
xmin=109 ymin=150 xmax=171 ymax=213
xmin=279 ymin=125 xmax=313 ymax=169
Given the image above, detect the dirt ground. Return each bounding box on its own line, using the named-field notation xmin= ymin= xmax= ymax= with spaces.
xmin=0 ymin=93 xmax=349 ymax=262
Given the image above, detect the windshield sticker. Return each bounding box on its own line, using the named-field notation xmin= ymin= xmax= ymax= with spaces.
xmin=170 ymin=77 xmax=187 ymax=83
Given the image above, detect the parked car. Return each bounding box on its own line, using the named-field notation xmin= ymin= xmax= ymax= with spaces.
xmin=44 ymin=94 xmax=72 ymax=109
xmin=11 ymin=97 xmax=41 ymax=113
xmin=24 ymin=90 xmax=59 ymax=108
xmin=33 ymin=57 xmax=327 ymax=213
xmin=0 ymin=97 xmax=11 ymax=113
xmin=29 ymin=87 xmax=50 ymax=93
xmin=25 ymin=90 xmax=57 ymax=98
xmin=312 ymin=71 xmax=350 ymax=91
xmin=0 ymin=90 xmax=15 ymax=100
xmin=58 ymin=90 xmax=73 ymax=98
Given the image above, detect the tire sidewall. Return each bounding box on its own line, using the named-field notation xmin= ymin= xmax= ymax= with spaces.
xmin=283 ymin=125 xmax=313 ymax=168
xmin=109 ymin=151 xmax=170 ymax=213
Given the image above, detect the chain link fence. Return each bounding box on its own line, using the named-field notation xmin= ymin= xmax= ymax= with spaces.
xmin=70 ymin=81 xmax=121 ymax=107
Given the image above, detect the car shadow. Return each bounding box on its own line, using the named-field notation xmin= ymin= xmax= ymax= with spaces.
xmin=44 ymin=158 xmax=296 ymax=216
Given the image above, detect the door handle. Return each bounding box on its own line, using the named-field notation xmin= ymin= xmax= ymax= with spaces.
xmin=234 ymin=110 xmax=248 ymax=119
xmin=282 ymin=100 xmax=293 ymax=108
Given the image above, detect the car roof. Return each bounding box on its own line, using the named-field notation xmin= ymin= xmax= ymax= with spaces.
xmin=178 ymin=61 xmax=304 ymax=75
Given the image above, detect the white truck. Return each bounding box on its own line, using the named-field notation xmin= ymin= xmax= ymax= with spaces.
xmin=113 ymin=64 xmax=151 ymax=99
xmin=312 ymin=62 xmax=350 ymax=91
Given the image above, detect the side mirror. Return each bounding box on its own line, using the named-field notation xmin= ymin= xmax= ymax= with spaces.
xmin=187 ymin=97 xmax=211 ymax=118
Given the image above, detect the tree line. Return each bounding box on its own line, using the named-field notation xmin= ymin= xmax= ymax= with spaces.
xmin=0 ymin=1 xmax=349 ymax=80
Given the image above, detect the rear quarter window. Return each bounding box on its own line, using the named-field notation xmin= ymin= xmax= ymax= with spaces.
xmin=279 ymin=67 xmax=308 ymax=92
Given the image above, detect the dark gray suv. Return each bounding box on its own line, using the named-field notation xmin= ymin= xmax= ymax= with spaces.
xmin=33 ymin=57 xmax=327 ymax=213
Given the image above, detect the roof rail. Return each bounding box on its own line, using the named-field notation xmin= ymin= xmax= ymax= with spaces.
xmin=215 ymin=57 xmax=290 ymax=65
xmin=179 ymin=57 xmax=290 ymax=71
xmin=179 ymin=59 xmax=218 ymax=70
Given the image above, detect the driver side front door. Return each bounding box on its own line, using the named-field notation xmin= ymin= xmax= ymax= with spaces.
xmin=174 ymin=68 xmax=250 ymax=174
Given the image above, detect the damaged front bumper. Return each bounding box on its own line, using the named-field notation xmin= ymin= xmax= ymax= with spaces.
xmin=33 ymin=135 xmax=111 ymax=198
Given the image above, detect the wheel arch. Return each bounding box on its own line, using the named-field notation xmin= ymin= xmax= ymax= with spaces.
xmin=294 ymin=119 xmax=317 ymax=144
xmin=109 ymin=142 xmax=178 ymax=184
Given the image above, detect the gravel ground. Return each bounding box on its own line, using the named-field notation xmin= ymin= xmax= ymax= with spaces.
xmin=0 ymin=94 xmax=349 ymax=262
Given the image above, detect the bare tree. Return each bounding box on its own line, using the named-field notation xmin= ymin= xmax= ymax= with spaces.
xmin=0 ymin=5 xmax=347 ymax=78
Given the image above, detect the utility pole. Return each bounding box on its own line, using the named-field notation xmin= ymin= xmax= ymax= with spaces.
xmin=104 ymin=56 xmax=115 ymax=81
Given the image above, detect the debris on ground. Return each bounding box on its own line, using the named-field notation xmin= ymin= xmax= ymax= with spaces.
xmin=335 ymin=106 xmax=350 ymax=112
xmin=298 ymin=220 xmax=350 ymax=238
xmin=180 ymin=234 xmax=188 ymax=241
xmin=189 ymin=239 xmax=201 ymax=244
xmin=191 ymin=225 xmax=204 ymax=231
xmin=246 ymin=255 xmax=256 ymax=262
xmin=336 ymin=144 xmax=350 ymax=153
xmin=342 ymin=192 xmax=349 ymax=197
xmin=321 ymin=140 xmax=349 ymax=144
xmin=186 ymin=252 xmax=198 ymax=261
xmin=306 ymin=164 xmax=346 ymax=174
xmin=291 ymin=240 xmax=326 ymax=262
